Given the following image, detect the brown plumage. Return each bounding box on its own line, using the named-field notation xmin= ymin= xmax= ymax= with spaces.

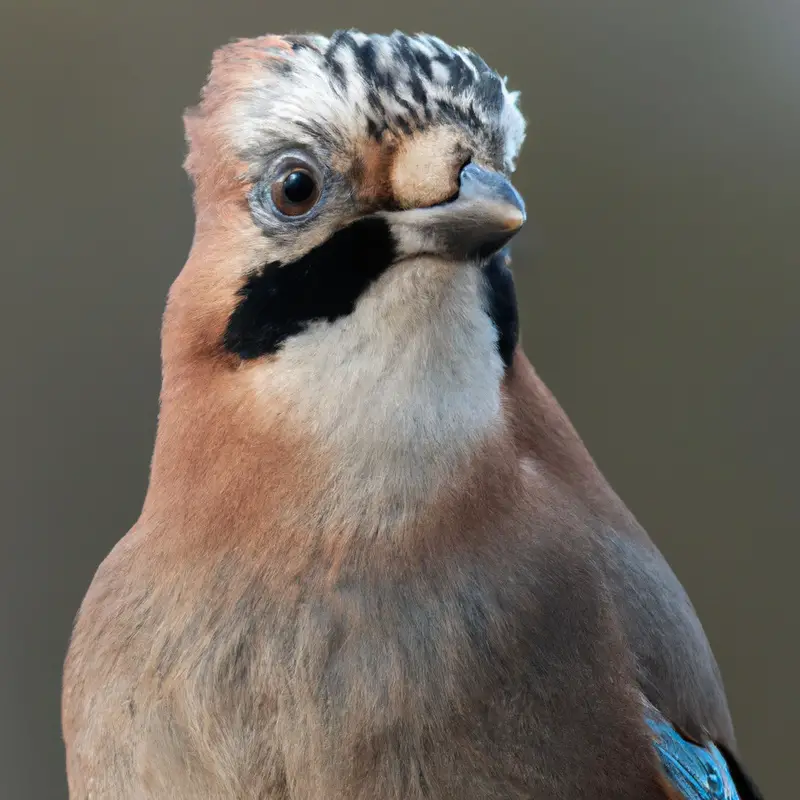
xmin=62 ymin=31 xmax=761 ymax=799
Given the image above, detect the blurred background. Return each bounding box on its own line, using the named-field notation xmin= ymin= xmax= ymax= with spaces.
xmin=2 ymin=1 xmax=798 ymax=796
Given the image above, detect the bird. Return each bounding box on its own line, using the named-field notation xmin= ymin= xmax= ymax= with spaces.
xmin=62 ymin=30 xmax=764 ymax=799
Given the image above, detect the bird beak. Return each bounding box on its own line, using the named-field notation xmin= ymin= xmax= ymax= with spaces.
xmin=387 ymin=162 xmax=526 ymax=262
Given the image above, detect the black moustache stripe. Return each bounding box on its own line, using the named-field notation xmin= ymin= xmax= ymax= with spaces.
xmin=224 ymin=217 xmax=397 ymax=359
xmin=483 ymin=249 xmax=518 ymax=368
xmin=224 ymin=219 xmax=518 ymax=366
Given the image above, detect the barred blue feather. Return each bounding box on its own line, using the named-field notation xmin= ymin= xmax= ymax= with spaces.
xmin=647 ymin=714 xmax=739 ymax=799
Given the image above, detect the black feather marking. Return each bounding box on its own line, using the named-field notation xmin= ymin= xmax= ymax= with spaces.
xmin=224 ymin=217 xmax=397 ymax=359
xmin=414 ymin=51 xmax=434 ymax=83
xmin=426 ymin=37 xmax=451 ymax=60
xmin=716 ymin=743 xmax=765 ymax=800
xmin=390 ymin=90 xmax=419 ymax=119
xmin=393 ymin=115 xmax=414 ymax=136
xmin=436 ymin=99 xmax=483 ymax=134
xmin=398 ymin=38 xmax=433 ymax=83
xmin=326 ymin=56 xmax=346 ymax=89
xmin=316 ymin=31 xmax=512 ymax=152
xmin=286 ymin=37 xmax=314 ymax=52
xmin=483 ymin=250 xmax=519 ymax=368
xmin=351 ymin=37 xmax=377 ymax=82
xmin=365 ymin=117 xmax=383 ymax=140
xmin=447 ymin=56 xmax=473 ymax=94
xmin=374 ymin=67 xmax=396 ymax=95
xmin=326 ymin=29 xmax=354 ymax=55
xmin=474 ymin=72 xmax=505 ymax=116
xmin=465 ymin=51 xmax=490 ymax=75
xmin=408 ymin=71 xmax=429 ymax=108
xmin=295 ymin=119 xmax=333 ymax=142
xmin=365 ymin=86 xmax=383 ymax=115
xmin=466 ymin=103 xmax=483 ymax=129
xmin=269 ymin=59 xmax=293 ymax=76
xmin=434 ymin=99 xmax=460 ymax=124
xmin=324 ymin=30 xmax=353 ymax=89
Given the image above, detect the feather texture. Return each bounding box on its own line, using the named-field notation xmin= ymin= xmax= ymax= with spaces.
xmin=647 ymin=711 xmax=739 ymax=799
xmin=61 ymin=29 xmax=764 ymax=800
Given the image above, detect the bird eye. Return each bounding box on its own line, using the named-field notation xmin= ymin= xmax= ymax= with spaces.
xmin=271 ymin=166 xmax=322 ymax=217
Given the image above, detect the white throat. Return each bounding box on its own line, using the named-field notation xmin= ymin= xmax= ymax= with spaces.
xmin=251 ymin=259 xmax=505 ymax=525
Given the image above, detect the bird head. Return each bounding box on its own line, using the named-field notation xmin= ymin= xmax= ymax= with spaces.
xmin=177 ymin=29 xmax=525 ymax=356
xmin=157 ymin=31 xmax=528 ymax=525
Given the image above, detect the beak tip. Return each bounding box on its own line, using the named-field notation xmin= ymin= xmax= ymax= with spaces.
xmin=390 ymin=164 xmax=527 ymax=262
xmin=504 ymin=207 xmax=526 ymax=232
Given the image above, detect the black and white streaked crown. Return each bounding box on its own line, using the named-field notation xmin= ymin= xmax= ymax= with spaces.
xmin=227 ymin=30 xmax=526 ymax=174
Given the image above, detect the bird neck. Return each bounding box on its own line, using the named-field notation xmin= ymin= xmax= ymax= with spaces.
xmin=144 ymin=257 xmax=636 ymax=546
xmin=145 ymin=259 xmax=510 ymax=539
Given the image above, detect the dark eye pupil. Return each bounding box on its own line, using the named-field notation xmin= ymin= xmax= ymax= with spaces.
xmin=283 ymin=171 xmax=315 ymax=204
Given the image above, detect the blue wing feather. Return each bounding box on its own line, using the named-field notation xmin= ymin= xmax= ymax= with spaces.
xmin=646 ymin=713 xmax=739 ymax=799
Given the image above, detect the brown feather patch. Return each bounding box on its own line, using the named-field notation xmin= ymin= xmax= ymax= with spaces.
xmin=390 ymin=127 xmax=466 ymax=209
xmin=344 ymin=135 xmax=399 ymax=209
xmin=183 ymin=36 xmax=295 ymax=203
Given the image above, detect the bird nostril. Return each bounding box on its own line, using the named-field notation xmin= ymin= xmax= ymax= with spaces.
xmin=457 ymin=158 xmax=474 ymax=184
xmin=457 ymin=161 xmax=490 ymax=193
xmin=432 ymin=159 xmax=473 ymax=206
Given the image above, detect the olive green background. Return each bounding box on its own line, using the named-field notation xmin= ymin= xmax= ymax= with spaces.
xmin=2 ymin=1 xmax=797 ymax=797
